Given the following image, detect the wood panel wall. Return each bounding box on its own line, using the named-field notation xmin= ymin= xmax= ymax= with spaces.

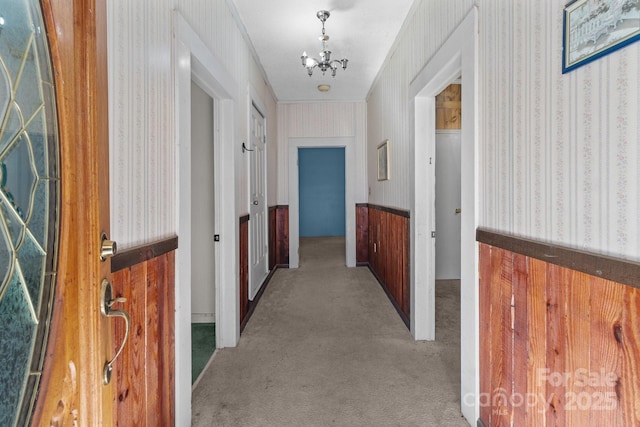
xmin=364 ymin=205 xmax=410 ymax=325
xmin=435 ymin=84 xmax=461 ymax=130
xmin=239 ymin=216 xmax=249 ymax=327
xmin=108 ymin=0 xmax=280 ymax=247
xmin=356 ymin=204 xmax=369 ymax=264
xmin=111 ymin=247 xmax=175 ymax=425
xmin=479 ymin=242 xmax=640 ymax=426
xmin=269 ymin=206 xmax=289 ymax=267
xmin=269 ymin=207 xmax=277 ymax=271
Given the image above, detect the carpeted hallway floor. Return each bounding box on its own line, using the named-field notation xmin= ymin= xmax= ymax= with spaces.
xmin=192 ymin=237 xmax=470 ymax=427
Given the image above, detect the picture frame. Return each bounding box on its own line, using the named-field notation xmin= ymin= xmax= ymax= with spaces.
xmin=377 ymin=139 xmax=390 ymax=181
xmin=563 ymin=0 xmax=640 ymax=73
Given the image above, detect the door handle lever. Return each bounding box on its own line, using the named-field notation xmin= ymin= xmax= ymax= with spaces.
xmin=100 ymin=279 xmax=130 ymax=385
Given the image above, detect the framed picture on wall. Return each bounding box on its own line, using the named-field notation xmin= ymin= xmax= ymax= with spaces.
xmin=563 ymin=0 xmax=640 ymax=73
xmin=377 ymin=140 xmax=390 ymax=181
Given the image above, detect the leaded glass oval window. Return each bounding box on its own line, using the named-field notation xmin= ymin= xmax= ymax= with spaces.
xmin=0 ymin=0 xmax=60 ymax=425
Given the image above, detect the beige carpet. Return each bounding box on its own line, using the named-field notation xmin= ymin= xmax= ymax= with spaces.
xmin=192 ymin=237 xmax=470 ymax=427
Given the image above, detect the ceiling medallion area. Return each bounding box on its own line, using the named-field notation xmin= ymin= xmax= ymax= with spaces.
xmin=300 ymin=10 xmax=348 ymax=78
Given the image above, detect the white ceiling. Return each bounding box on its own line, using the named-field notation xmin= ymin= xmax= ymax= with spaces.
xmin=230 ymin=0 xmax=417 ymax=102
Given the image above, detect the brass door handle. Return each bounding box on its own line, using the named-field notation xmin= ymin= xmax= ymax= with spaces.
xmin=100 ymin=279 xmax=130 ymax=385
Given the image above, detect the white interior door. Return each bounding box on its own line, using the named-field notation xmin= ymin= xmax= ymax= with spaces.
xmin=249 ymin=104 xmax=268 ymax=300
xmin=435 ymin=130 xmax=461 ymax=280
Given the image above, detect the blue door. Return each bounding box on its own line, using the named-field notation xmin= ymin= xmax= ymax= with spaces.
xmin=298 ymin=147 xmax=345 ymax=237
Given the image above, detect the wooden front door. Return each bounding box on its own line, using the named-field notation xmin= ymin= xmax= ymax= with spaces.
xmin=30 ymin=0 xmax=115 ymax=424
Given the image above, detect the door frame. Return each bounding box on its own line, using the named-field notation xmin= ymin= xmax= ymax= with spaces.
xmin=288 ymin=137 xmax=355 ymax=268
xmin=247 ymin=88 xmax=268 ymax=299
xmin=174 ymin=11 xmax=238 ymax=426
xmin=408 ymin=7 xmax=479 ymax=422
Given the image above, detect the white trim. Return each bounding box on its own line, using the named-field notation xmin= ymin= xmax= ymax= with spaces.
xmin=288 ymin=137 xmax=356 ymax=269
xmin=408 ymin=7 xmax=479 ymax=423
xmin=191 ymin=313 xmax=216 ymax=323
xmin=435 ymin=129 xmax=462 ymax=135
xmin=173 ymin=10 xmax=239 ymax=426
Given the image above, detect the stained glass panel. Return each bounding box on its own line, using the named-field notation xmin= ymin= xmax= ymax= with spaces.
xmin=0 ymin=272 xmax=37 ymax=425
xmin=0 ymin=0 xmax=59 ymax=425
xmin=0 ymin=105 xmax=21 ymax=153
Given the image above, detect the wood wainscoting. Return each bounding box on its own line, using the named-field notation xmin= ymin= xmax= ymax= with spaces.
xmin=477 ymin=230 xmax=640 ymax=426
xmin=110 ymin=237 xmax=177 ymax=425
xmin=356 ymin=204 xmax=369 ymax=264
xmin=239 ymin=215 xmax=250 ymax=327
xmin=269 ymin=205 xmax=289 ymax=268
xmin=357 ymin=204 xmax=410 ymax=326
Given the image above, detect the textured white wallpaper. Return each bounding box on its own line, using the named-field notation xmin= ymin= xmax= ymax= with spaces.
xmin=368 ymin=0 xmax=640 ymax=260
xmin=276 ymin=102 xmax=367 ymax=205
xmin=108 ymin=0 xmax=640 ymax=259
xmin=481 ymin=0 xmax=640 ymax=260
xmin=366 ymin=0 xmax=476 ymax=212
xmin=107 ymin=0 xmax=276 ymax=248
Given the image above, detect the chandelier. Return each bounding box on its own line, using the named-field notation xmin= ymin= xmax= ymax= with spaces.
xmin=300 ymin=10 xmax=348 ymax=77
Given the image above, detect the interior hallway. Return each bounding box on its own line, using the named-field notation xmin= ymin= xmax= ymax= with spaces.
xmin=192 ymin=237 xmax=469 ymax=426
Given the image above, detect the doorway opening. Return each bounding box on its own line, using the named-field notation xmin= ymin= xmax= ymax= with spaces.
xmin=409 ymin=7 xmax=478 ymax=423
xmin=435 ymin=84 xmax=462 ymax=283
xmin=190 ymin=80 xmax=217 ymax=384
xmin=298 ymin=147 xmax=346 ymax=264
xmin=174 ymin=11 xmax=239 ymax=425
xmin=288 ymin=138 xmax=356 ymax=269
xmin=434 ymin=83 xmax=463 ymax=409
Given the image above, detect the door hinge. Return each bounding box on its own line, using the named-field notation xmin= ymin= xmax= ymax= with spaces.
xmin=214 ymin=234 xmax=220 ymax=242
xmin=431 ymin=231 xmax=436 ymax=238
